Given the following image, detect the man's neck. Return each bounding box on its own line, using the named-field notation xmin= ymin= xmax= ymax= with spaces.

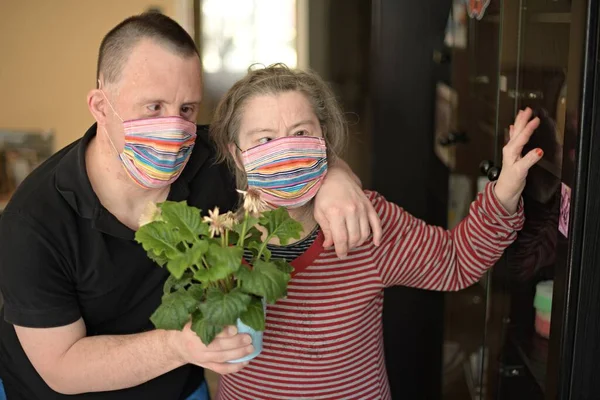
xmin=86 ymin=133 xmax=170 ymax=231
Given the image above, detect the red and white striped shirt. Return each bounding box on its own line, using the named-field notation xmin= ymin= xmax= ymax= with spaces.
xmin=218 ymin=183 xmax=524 ymax=400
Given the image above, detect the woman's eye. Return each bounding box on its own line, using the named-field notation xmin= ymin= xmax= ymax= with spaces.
xmin=294 ymin=130 xmax=309 ymax=136
xmin=147 ymin=104 xmax=161 ymax=112
xmin=258 ymin=137 xmax=273 ymax=144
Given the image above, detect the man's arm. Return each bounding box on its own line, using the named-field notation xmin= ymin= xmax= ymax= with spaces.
xmin=16 ymin=319 xmax=252 ymax=395
xmin=314 ymin=158 xmax=382 ymax=258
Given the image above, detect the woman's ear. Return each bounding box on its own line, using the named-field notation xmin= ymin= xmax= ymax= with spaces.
xmin=228 ymin=143 xmax=245 ymax=171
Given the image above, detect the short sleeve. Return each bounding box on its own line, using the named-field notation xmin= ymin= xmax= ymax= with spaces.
xmin=0 ymin=211 xmax=80 ymax=327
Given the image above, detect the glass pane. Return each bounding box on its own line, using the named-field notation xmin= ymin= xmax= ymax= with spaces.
xmin=441 ymin=2 xmax=503 ymax=399
xmin=492 ymin=0 xmax=586 ymax=398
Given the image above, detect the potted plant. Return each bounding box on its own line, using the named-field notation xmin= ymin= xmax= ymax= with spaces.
xmin=135 ymin=189 xmax=302 ymax=362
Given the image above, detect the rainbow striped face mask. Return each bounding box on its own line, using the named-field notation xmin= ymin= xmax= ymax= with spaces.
xmin=242 ymin=136 xmax=328 ymax=208
xmin=118 ymin=117 xmax=197 ymax=189
xmin=100 ymin=90 xmax=197 ymax=189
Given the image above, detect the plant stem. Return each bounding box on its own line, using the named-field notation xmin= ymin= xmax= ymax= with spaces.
xmin=256 ymin=232 xmax=275 ymax=261
xmin=237 ymin=210 xmax=250 ymax=248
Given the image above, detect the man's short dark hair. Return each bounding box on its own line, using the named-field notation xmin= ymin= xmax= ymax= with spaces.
xmin=97 ymin=12 xmax=198 ymax=86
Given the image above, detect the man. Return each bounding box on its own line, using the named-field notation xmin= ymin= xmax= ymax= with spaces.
xmin=0 ymin=12 xmax=381 ymax=400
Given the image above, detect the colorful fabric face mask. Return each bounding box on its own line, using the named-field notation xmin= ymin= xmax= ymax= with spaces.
xmin=100 ymin=88 xmax=197 ymax=189
xmin=119 ymin=117 xmax=197 ymax=189
xmin=242 ymin=136 xmax=328 ymax=208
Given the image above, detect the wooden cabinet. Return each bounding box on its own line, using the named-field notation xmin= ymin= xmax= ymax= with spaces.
xmin=442 ymin=1 xmax=600 ymax=399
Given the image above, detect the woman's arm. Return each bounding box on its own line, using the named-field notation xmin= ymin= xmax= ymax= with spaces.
xmin=374 ymin=108 xmax=541 ymax=290
xmin=372 ymin=184 xmax=523 ymax=290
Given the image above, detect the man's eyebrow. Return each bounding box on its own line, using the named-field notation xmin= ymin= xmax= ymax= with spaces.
xmin=182 ymin=100 xmax=202 ymax=106
xmin=135 ymin=98 xmax=202 ymax=105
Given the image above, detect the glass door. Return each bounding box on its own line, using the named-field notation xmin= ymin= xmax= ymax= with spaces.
xmin=484 ymin=0 xmax=588 ymax=398
xmin=441 ymin=1 xmax=504 ymax=399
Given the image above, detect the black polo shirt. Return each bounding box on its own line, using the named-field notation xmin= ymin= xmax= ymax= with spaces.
xmin=0 ymin=124 xmax=237 ymax=399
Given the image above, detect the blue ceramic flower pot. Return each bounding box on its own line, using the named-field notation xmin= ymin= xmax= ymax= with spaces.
xmin=228 ymin=299 xmax=266 ymax=363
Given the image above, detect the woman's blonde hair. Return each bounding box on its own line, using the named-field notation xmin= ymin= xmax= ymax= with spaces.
xmin=210 ymin=63 xmax=348 ymax=187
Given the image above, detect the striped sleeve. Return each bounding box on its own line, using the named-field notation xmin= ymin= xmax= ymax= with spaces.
xmin=371 ymin=182 xmax=524 ymax=291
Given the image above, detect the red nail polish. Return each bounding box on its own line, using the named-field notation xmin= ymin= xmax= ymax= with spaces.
xmin=536 ymin=148 xmax=544 ymax=157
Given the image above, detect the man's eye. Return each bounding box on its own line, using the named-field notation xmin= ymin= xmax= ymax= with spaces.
xmin=181 ymin=105 xmax=194 ymax=115
xmin=258 ymin=137 xmax=273 ymax=144
xmin=147 ymin=104 xmax=161 ymax=112
xmin=294 ymin=130 xmax=309 ymax=136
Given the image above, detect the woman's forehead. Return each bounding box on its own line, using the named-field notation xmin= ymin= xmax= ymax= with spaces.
xmin=240 ymin=92 xmax=318 ymax=130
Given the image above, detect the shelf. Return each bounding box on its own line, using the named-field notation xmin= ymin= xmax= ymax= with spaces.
xmin=509 ymin=329 xmax=548 ymax=393
xmin=529 ymin=12 xmax=571 ymax=24
xmin=480 ymin=12 xmax=570 ymax=24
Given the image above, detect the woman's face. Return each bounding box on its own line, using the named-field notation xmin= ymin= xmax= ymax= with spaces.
xmin=235 ymin=91 xmax=323 ymax=153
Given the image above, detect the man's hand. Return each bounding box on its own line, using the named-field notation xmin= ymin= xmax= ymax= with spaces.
xmin=15 ymin=319 xmax=253 ymax=395
xmin=171 ymin=323 xmax=253 ymax=375
xmin=314 ymin=159 xmax=382 ymax=258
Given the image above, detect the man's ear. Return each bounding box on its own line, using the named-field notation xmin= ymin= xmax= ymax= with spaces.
xmin=88 ymin=89 xmax=109 ymax=125
xmin=228 ymin=143 xmax=245 ymax=171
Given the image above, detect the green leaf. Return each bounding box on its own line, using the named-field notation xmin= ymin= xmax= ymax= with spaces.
xmin=163 ymin=273 xmax=192 ymax=296
xmin=247 ymin=241 xmax=271 ymax=262
xmin=159 ymin=201 xmax=209 ymax=242
xmin=150 ymin=288 xmax=197 ymax=331
xmin=235 ymin=216 xmax=259 ymax=236
xmin=235 ymin=218 xmax=262 ymax=246
xmin=240 ymin=296 xmax=265 ymax=331
xmin=191 ymin=310 xmax=223 ymax=346
xmin=194 ymin=245 xmax=242 ymax=283
xmin=259 ymin=208 xmax=303 ymax=245
xmin=187 ymin=283 xmax=205 ymax=301
xmin=243 ymin=226 xmax=263 ymax=244
xmin=135 ymin=221 xmax=181 ymax=259
xmin=272 ymin=259 xmax=294 ymax=274
xmin=166 ymin=241 xmax=208 ymax=279
xmin=227 ymin=230 xmax=240 ymax=246
xmin=147 ymin=250 xmax=169 ymax=267
xmin=199 ymin=287 xmax=251 ymax=326
xmin=237 ymin=259 xmax=291 ymax=303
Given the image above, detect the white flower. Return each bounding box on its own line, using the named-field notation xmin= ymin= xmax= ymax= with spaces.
xmin=203 ymin=207 xmax=226 ymax=238
xmin=139 ymin=202 xmax=162 ymax=227
xmin=237 ymin=188 xmax=269 ymax=215
xmin=222 ymin=211 xmax=237 ymax=231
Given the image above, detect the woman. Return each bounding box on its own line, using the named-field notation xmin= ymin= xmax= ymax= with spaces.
xmin=209 ymin=64 xmax=541 ymax=400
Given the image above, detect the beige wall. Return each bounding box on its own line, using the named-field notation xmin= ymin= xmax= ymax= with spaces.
xmin=0 ymin=0 xmax=178 ymax=150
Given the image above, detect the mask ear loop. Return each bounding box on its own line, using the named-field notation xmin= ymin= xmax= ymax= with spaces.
xmin=97 ymin=79 xmax=124 ymax=158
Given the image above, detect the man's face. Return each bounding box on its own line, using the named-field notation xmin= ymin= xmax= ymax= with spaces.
xmin=101 ymin=39 xmax=202 ymax=151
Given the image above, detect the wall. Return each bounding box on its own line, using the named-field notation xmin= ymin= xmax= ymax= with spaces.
xmin=0 ymin=0 xmax=178 ymax=150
